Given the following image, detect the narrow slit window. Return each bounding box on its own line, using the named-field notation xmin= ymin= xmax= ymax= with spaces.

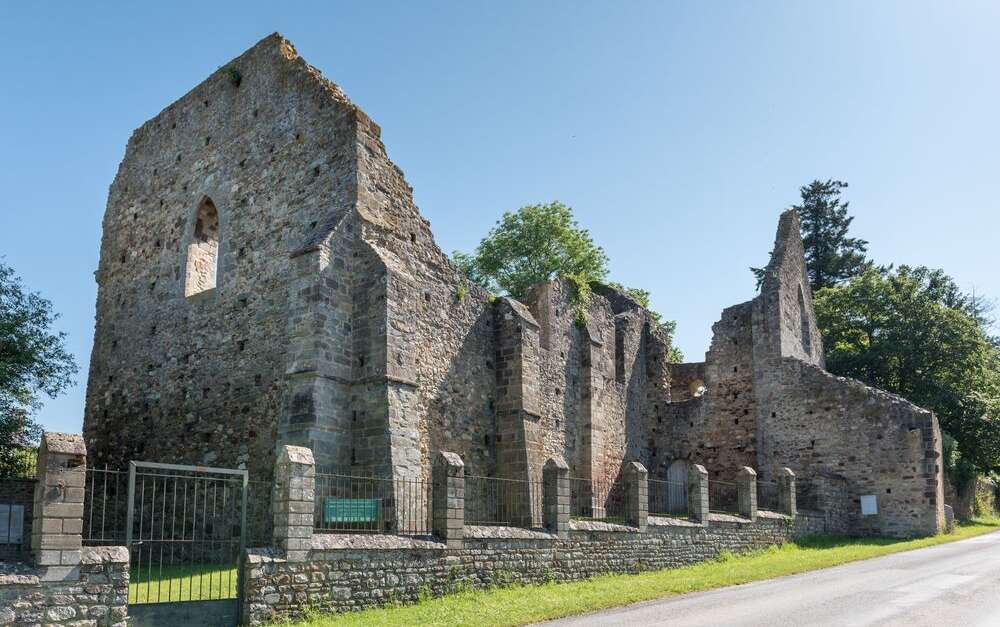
xmin=798 ymin=284 xmax=812 ymax=356
xmin=185 ymin=197 xmax=219 ymax=296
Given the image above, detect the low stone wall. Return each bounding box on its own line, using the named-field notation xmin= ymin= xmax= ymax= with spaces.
xmin=0 ymin=546 xmax=129 ymax=626
xmin=244 ymin=511 xmax=827 ymax=624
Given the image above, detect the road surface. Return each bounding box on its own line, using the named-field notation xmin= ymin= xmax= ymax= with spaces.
xmin=541 ymin=531 xmax=1000 ymax=627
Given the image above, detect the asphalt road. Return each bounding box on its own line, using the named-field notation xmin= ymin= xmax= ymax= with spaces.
xmin=541 ymin=531 xmax=1000 ymax=627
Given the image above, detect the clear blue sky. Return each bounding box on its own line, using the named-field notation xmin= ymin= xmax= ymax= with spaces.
xmin=2 ymin=1 xmax=998 ymax=434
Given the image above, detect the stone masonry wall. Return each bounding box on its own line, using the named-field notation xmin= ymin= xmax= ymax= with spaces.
xmin=244 ymin=513 xmax=825 ymax=624
xmin=83 ymin=34 xmax=362 ymax=481
xmin=0 ymin=547 xmax=129 ymax=626
xmin=757 ymin=360 xmax=943 ymax=537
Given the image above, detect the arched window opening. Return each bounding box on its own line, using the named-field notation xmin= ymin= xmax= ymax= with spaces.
xmin=798 ymin=284 xmax=812 ymax=356
xmin=185 ymin=197 xmax=219 ymax=297
xmin=689 ymin=379 xmax=706 ymax=398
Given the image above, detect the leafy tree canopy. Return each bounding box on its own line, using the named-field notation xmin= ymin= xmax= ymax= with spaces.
xmin=753 ymin=179 xmax=870 ymax=291
xmin=814 ymin=265 xmax=1000 ymax=472
xmin=454 ymin=202 xmax=682 ymax=361
xmin=0 ymin=261 xmax=77 ymax=476
xmin=453 ymin=201 xmax=609 ymax=299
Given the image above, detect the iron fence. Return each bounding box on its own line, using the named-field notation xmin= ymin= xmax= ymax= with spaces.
xmin=757 ymin=480 xmax=780 ymax=512
xmin=314 ymin=472 xmax=430 ymax=536
xmin=648 ymin=478 xmax=688 ymax=517
xmin=569 ymin=476 xmax=629 ymax=523
xmin=464 ymin=475 xmax=542 ymax=528
xmin=708 ymin=479 xmax=740 ymax=514
xmin=83 ymin=466 xmax=130 ymax=546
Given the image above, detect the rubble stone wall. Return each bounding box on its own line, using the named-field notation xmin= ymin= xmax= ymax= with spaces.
xmin=0 ymin=547 xmax=129 ymax=626
xmin=244 ymin=512 xmax=826 ymax=625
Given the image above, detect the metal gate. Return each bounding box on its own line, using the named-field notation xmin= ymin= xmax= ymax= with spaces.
xmin=126 ymin=461 xmax=248 ymax=627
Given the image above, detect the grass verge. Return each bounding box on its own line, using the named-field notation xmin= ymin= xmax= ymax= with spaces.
xmin=289 ymin=518 xmax=1000 ymax=627
xmin=129 ymin=564 xmax=237 ymax=603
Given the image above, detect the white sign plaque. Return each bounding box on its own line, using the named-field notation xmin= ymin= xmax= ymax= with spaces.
xmin=860 ymin=495 xmax=878 ymax=516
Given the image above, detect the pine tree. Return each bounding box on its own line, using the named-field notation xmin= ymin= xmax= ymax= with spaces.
xmin=752 ymin=179 xmax=870 ymax=291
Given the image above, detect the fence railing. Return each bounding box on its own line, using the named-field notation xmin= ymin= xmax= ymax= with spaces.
xmin=314 ymin=472 xmax=430 ymax=536
xmin=757 ymin=480 xmax=780 ymax=512
xmin=464 ymin=475 xmax=542 ymax=528
xmin=569 ymin=476 xmax=629 ymax=523
xmin=648 ymin=478 xmax=688 ymax=517
xmin=708 ymin=479 xmax=740 ymax=514
xmin=83 ymin=466 xmax=129 ymax=546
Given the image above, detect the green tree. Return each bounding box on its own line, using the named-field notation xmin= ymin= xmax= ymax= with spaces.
xmin=0 ymin=261 xmax=77 ymax=476
xmin=753 ymin=179 xmax=870 ymax=291
xmin=814 ymin=266 xmax=1000 ymax=472
xmin=453 ymin=201 xmax=609 ymax=299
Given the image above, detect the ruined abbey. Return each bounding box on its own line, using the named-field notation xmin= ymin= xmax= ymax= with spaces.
xmin=82 ymin=34 xmax=944 ymax=538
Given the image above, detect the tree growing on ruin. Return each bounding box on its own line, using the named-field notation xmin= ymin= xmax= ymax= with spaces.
xmin=753 ymin=179 xmax=870 ymax=291
xmin=0 ymin=261 xmax=77 ymax=476
xmin=814 ymin=265 xmax=1000 ymax=473
xmin=453 ymin=201 xmax=609 ymax=299
xmin=454 ymin=202 xmax=684 ymax=361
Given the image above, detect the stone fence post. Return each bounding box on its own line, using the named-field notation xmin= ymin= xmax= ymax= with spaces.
xmin=624 ymin=462 xmax=648 ymax=531
xmin=432 ymin=451 xmax=464 ymax=549
xmin=737 ymin=466 xmax=757 ymax=521
xmin=273 ymin=445 xmax=315 ymax=562
xmin=543 ymin=457 xmax=569 ymax=538
xmin=778 ymin=467 xmax=796 ymax=517
xmin=688 ymin=464 xmax=709 ymax=524
xmin=31 ymin=432 xmax=86 ymax=580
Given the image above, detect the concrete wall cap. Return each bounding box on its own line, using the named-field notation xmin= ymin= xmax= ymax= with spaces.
xmin=42 ymin=432 xmax=86 ymax=456
xmin=738 ymin=466 xmax=758 ymax=477
xmin=280 ymin=445 xmax=315 ymax=466
xmin=544 ymin=456 xmax=570 ymax=470
xmin=435 ymin=451 xmax=464 ymax=467
xmin=781 ymin=467 xmax=796 ymax=477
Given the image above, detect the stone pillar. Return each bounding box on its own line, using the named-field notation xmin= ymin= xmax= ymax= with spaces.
xmin=543 ymin=457 xmax=570 ymax=538
xmin=624 ymin=462 xmax=648 ymax=531
xmin=31 ymin=432 xmax=86 ymax=580
xmin=778 ymin=467 xmax=796 ymax=516
xmin=688 ymin=464 xmax=709 ymax=524
xmin=737 ymin=466 xmax=758 ymax=521
xmin=432 ymin=451 xmax=464 ymax=549
xmin=273 ymin=445 xmax=315 ymax=562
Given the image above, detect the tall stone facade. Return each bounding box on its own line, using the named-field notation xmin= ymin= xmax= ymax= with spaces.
xmin=83 ymin=33 xmax=943 ymax=537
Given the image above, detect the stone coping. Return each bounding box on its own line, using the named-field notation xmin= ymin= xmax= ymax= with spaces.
xmin=648 ymin=515 xmax=702 ymax=528
xmin=310 ymin=533 xmax=445 ymax=552
xmin=569 ymin=519 xmax=637 ymax=533
xmin=757 ymin=510 xmax=794 ymax=521
xmin=465 ymin=525 xmax=555 ymax=540
xmin=707 ymin=512 xmax=752 ymax=524
xmin=0 ymin=546 xmax=127 ymax=585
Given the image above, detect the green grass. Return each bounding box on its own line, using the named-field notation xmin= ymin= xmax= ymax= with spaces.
xmin=289 ymin=518 xmax=1000 ymax=627
xmin=129 ymin=564 xmax=237 ymax=603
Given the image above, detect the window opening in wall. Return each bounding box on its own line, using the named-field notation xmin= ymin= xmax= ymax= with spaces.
xmin=798 ymin=284 xmax=812 ymax=356
xmin=185 ymin=197 xmax=220 ymax=297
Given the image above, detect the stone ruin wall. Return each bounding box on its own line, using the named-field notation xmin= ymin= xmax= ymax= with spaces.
xmin=82 ymin=34 xmax=943 ymax=537
xmin=83 ymin=36 xmax=361 ymax=481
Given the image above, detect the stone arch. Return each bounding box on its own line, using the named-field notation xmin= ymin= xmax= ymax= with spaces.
xmin=185 ymin=197 xmax=220 ymax=296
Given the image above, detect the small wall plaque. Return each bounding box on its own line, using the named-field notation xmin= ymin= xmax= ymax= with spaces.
xmin=860 ymin=494 xmax=878 ymax=516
